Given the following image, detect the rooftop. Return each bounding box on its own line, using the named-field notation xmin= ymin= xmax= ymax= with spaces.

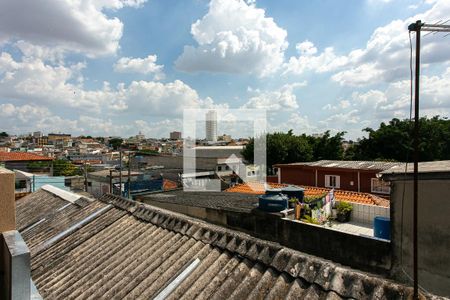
xmin=142 ymin=190 xmax=259 ymax=213
xmin=225 ymin=182 xmax=390 ymax=207
xmin=381 ymin=160 xmax=450 ymax=175
xmin=17 ymin=191 xmax=432 ymax=299
xmin=275 ymin=160 xmax=402 ymax=171
xmin=88 ymin=169 xmax=142 ymax=178
xmin=0 ymin=151 xmax=54 ymax=162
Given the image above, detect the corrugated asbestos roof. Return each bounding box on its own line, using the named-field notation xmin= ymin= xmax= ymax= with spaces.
xmin=275 ymin=160 xmax=402 ymax=171
xmin=19 ymin=192 xmax=441 ymax=299
xmin=143 ymin=190 xmax=259 ymax=213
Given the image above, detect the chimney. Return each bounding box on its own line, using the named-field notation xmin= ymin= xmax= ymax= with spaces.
xmin=0 ymin=167 xmax=39 ymax=299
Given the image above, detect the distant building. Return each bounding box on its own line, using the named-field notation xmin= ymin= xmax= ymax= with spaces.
xmin=205 ymin=110 xmax=217 ymax=142
xmin=136 ymin=131 xmax=145 ymax=141
xmin=0 ymin=152 xmax=54 ymax=173
xmin=169 ymin=131 xmax=182 ymax=140
xmin=274 ymin=160 xmax=402 ymax=196
xmin=48 ymin=133 xmax=71 ymax=142
xmin=32 ymin=131 xmax=42 ymax=138
xmin=218 ymin=134 xmax=232 ymax=143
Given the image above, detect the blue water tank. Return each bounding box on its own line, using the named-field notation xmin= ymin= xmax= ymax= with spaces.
xmin=258 ymin=194 xmax=288 ymax=212
xmin=374 ymin=216 xmax=391 ymax=240
xmin=281 ymin=186 xmax=305 ymax=202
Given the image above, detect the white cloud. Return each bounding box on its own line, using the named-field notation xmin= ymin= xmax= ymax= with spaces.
xmin=175 ymin=0 xmax=288 ymax=77
xmin=114 ymin=55 xmax=164 ymax=79
xmin=0 ymin=0 xmax=147 ymax=57
xmin=283 ymin=1 xmax=450 ymax=86
xmin=269 ymin=112 xmax=317 ymax=134
xmin=283 ymin=41 xmax=348 ymax=75
xmin=241 ymin=82 xmax=306 ymax=111
xmin=121 ymin=80 xmax=226 ymax=116
xmin=332 ymin=0 xmax=450 ymax=86
xmin=0 ymin=50 xmax=223 ymax=124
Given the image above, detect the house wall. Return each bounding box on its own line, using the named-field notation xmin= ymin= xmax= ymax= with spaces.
xmin=390 ymin=179 xmax=450 ymax=297
xmin=280 ymin=167 xmax=315 ymax=186
xmin=279 ymin=166 xmax=380 ymax=194
xmin=0 ymin=168 xmax=15 ymax=232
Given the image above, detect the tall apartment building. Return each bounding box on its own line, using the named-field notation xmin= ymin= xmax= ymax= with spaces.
xmin=205 ymin=110 xmax=217 ymax=142
xmin=170 ymin=131 xmax=182 ymax=140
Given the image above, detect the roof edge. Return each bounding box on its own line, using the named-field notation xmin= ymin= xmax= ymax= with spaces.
xmin=98 ymin=194 xmax=421 ymax=299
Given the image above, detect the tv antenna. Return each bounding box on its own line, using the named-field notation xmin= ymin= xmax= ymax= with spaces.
xmin=407 ymin=20 xmax=450 ymax=300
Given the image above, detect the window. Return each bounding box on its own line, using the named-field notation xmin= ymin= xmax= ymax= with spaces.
xmin=64 ymin=178 xmax=71 ymax=187
xmin=324 ymin=175 xmax=340 ymax=188
xmin=217 ymin=166 xmax=222 ymax=171
xmin=371 ymin=178 xmax=390 ymax=194
xmin=225 ymin=166 xmax=230 ymax=170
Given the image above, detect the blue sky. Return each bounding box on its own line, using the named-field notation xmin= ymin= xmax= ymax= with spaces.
xmin=0 ymin=0 xmax=449 ymax=139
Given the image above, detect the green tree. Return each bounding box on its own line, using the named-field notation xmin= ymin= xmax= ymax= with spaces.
xmin=0 ymin=131 xmax=8 ymax=137
xmin=350 ymin=116 xmax=450 ymax=161
xmin=242 ymin=130 xmax=314 ymax=173
xmin=52 ymin=159 xmax=83 ymax=176
xmin=109 ymin=138 xmax=123 ymax=150
xmin=306 ymin=130 xmax=346 ymax=160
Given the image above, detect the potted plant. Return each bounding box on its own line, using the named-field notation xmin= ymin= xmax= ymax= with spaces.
xmin=336 ymin=201 xmax=353 ymax=222
xmin=288 ymin=197 xmax=298 ymax=209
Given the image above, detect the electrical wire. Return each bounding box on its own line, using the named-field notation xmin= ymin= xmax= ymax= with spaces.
xmin=399 ymin=31 xmax=429 ymax=295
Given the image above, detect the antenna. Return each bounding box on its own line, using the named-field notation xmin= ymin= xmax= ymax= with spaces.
xmin=407 ymin=20 xmax=450 ymax=300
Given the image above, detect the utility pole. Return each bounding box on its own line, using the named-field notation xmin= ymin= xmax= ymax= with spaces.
xmin=119 ymin=149 xmax=123 ymax=197
xmin=407 ymin=20 xmax=450 ymax=300
xmin=109 ymin=169 xmax=113 ymax=194
xmin=127 ymin=152 xmax=132 ymax=199
xmin=84 ymin=160 xmax=88 ymax=192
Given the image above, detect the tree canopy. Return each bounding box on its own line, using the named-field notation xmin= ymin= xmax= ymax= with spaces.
xmin=241 ymin=116 xmax=450 ymax=171
xmin=346 ymin=116 xmax=450 ymax=162
xmin=109 ymin=138 xmax=123 ymax=150
xmin=242 ymin=130 xmax=345 ymax=173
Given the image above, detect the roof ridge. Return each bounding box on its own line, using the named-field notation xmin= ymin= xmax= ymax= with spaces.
xmin=99 ymin=194 xmax=418 ymax=299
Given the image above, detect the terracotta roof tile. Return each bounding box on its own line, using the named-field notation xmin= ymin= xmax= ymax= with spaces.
xmin=163 ymin=179 xmax=178 ymax=190
xmin=0 ymin=151 xmax=53 ymax=162
xmin=225 ymin=182 xmax=390 ymax=207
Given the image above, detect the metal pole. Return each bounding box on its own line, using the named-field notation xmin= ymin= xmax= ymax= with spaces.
xmin=109 ymin=169 xmax=113 ymax=194
xmin=409 ymin=19 xmax=422 ymax=300
xmin=84 ymin=160 xmax=88 ymax=192
xmin=119 ymin=149 xmax=123 ymax=197
xmin=127 ymin=152 xmax=131 ymax=199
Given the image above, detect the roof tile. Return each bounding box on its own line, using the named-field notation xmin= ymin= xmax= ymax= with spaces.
xmin=0 ymin=151 xmax=53 ymax=161
xmin=225 ymin=182 xmax=390 ymax=207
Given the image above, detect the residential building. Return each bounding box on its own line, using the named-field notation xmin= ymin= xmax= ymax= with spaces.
xmin=0 ymin=167 xmax=41 ymax=299
xmin=218 ymin=134 xmax=232 ymax=143
xmin=205 ymin=110 xmax=217 ymax=142
xmin=274 ymin=160 xmax=402 ymax=196
xmin=48 ymin=133 xmax=71 ymax=142
xmin=170 ymin=131 xmax=182 ymax=140
xmin=0 ymin=151 xmax=54 ymax=173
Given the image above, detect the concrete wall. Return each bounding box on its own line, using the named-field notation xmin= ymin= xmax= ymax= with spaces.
xmin=0 ymin=168 xmax=15 ymax=232
xmin=143 ymin=198 xmax=391 ymax=275
xmin=390 ymin=179 xmax=450 ymax=297
xmin=350 ymin=202 xmax=390 ymax=225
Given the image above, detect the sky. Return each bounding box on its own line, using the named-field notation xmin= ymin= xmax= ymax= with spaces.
xmin=0 ymin=0 xmax=449 ymax=140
